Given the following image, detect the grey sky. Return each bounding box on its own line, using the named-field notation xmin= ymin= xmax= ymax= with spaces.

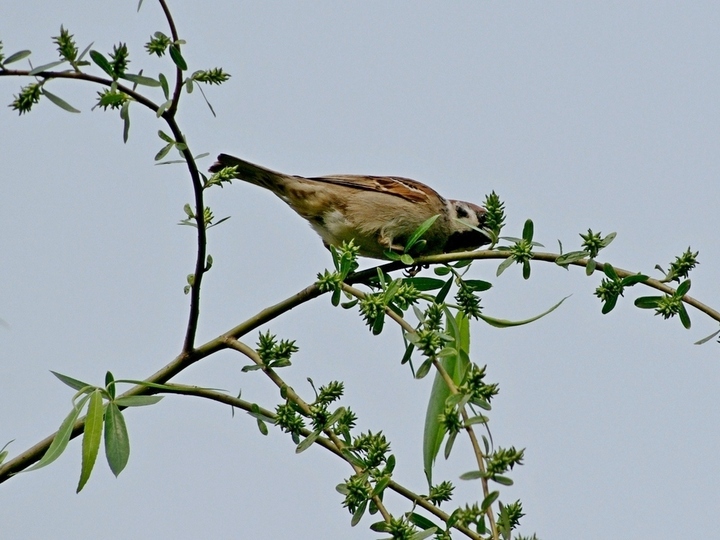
xmin=2 ymin=1 xmax=719 ymax=538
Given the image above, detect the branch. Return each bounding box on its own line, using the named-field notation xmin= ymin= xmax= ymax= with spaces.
xmin=0 ymin=69 xmax=160 ymax=112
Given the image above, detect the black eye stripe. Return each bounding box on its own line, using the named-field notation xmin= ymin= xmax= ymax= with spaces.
xmin=455 ymin=205 xmax=469 ymax=219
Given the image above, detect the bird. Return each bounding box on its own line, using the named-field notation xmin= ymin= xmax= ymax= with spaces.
xmin=208 ymin=154 xmax=490 ymax=260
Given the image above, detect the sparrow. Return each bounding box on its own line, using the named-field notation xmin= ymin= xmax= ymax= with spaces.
xmin=209 ymin=154 xmax=490 ymax=259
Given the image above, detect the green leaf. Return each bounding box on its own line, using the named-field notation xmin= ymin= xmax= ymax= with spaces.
xmin=89 ymin=50 xmax=114 ymax=77
xmin=370 ymin=476 xmax=390 ymax=497
xmin=621 ymin=273 xmax=649 ymax=286
xmin=634 ymin=296 xmax=662 ymax=309
xmin=25 ymin=394 xmax=91 ymax=472
xmin=158 ymin=72 xmax=170 ymax=99
xmin=0 ymin=440 xmax=13 ymax=464
xmin=462 ymin=279 xmax=492 ymax=292
xmin=28 ymin=60 xmax=65 ymax=75
xmin=120 ymin=101 xmax=130 ymax=143
xmin=410 ymin=527 xmax=438 ymax=540
xmin=676 ymin=279 xmax=691 ymax=297
xmin=41 ymin=89 xmax=81 ymax=113
xmin=155 ymin=142 xmax=173 ymax=161
xmin=113 ymin=396 xmax=163 ymax=407
xmin=481 ymin=490 xmax=500 ymax=511
xmin=522 ymin=219 xmax=534 ymax=241
xmin=77 ymin=41 xmax=94 ymax=63
xmin=415 ymin=358 xmax=433 ymax=379
xmin=464 ymin=414 xmax=489 ymax=426
xmin=405 ymin=277 xmax=445 ymax=291
xmin=4 ymin=50 xmax=32 ymax=65
xmin=433 ymin=266 xmax=451 ymax=276
xmin=496 ymin=256 xmax=514 ymax=277
xmin=492 ymin=475 xmax=514 ymax=486
xmin=522 ymin=259 xmax=531 ymax=280
xmin=51 ymin=370 xmax=92 ymax=392
xmin=694 ymin=328 xmax=720 ymax=345
xmin=459 ymin=470 xmax=484 ymax=480
xmin=77 ymin=390 xmax=104 ymax=492
xmin=122 ymin=73 xmax=161 ymax=87
xmin=435 ymin=277 xmax=453 ymax=303
xmin=405 ymin=214 xmax=440 ymax=252
xmin=443 ymin=431 xmax=458 ymax=459
xmin=105 ymin=371 xmax=115 ymax=399
xmin=371 ymin=311 xmax=385 ymax=335
xmin=678 ymin=304 xmax=691 ymax=329
xmin=601 ymin=294 xmax=618 ymax=314
xmin=602 ymin=263 xmax=619 ymax=281
xmin=169 ymin=44 xmax=187 ymax=70
xmin=350 ymin=500 xmax=367 ymax=527
xmin=400 ymin=254 xmax=414 ymax=265
xmin=296 ymin=430 xmax=320 ymax=453
xmin=104 ymin=402 xmax=130 ymax=477
xmin=156 ymin=98 xmax=172 ymax=117
xmin=601 ymin=231 xmax=617 ymax=247
xmin=478 ymin=295 xmax=569 ymax=328
xmin=586 ymin=258 xmax=596 ymax=276
xmin=407 ymin=512 xmax=440 ymax=531
xmin=555 ymin=250 xmax=586 ymax=265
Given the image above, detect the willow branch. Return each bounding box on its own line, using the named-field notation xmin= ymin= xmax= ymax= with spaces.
xmin=223 ymin=337 xmax=393 ymax=524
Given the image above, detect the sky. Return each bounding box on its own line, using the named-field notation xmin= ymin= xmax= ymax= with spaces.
xmin=2 ymin=1 xmax=720 ymax=539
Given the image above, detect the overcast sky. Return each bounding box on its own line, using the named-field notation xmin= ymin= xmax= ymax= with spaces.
xmin=2 ymin=2 xmax=720 ymax=539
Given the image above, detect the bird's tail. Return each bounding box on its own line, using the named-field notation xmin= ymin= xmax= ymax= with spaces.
xmin=208 ymin=154 xmax=289 ymax=192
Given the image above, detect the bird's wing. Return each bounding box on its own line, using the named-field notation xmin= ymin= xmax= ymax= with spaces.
xmin=306 ymin=175 xmax=441 ymax=204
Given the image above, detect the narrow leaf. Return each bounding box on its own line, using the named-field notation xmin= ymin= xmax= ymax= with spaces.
xmin=405 ymin=214 xmax=440 ymax=252
xmin=105 ymin=371 xmax=115 ymax=400
xmin=121 ymin=101 xmax=130 ymax=143
xmin=555 ymin=251 xmax=586 ymax=265
xmin=42 ymin=89 xmax=81 ymax=113
xmin=410 ymin=527 xmax=438 ymax=540
xmin=296 ymin=430 xmax=320 ymax=453
xmin=462 ymin=279 xmax=492 ymax=292
xmin=350 ymin=500 xmax=367 ymax=526
xmin=169 ymin=44 xmax=187 ymax=70
xmin=113 ymin=396 xmax=163 ymax=407
xmin=522 ymin=219 xmax=534 ymax=241
xmin=492 ymin=475 xmax=514 ymax=486
xmin=478 ymin=295 xmax=570 ymax=328
xmin=459 ymin=470 xmax=484 ymax=480
xmin=435 ymin=277 xmax=453 ymax=303
xmin=481 ymin=490 xmax=500 ymax=511
xmin=25 ymin=394 xmax=90 ymax=472
xmin=634 ymin=296 xmax=662 ymax=309
xmin=621 ymin=274 xmax=649 ymax=286
xmin=77 ymin=41 xmax=94 ymax=63
xmin=89 ymin=50 xmax=114 ymax=77
xmin=603 ymin=263 xmax=619 ymax=281
xmin=28 ymin=60 xmax=65 ymax=75
xmin=678 ymin=304 xmax=691 ymax=329
xmin=104 ymin=402 xmax=130 ymax=477
xmin=122 ymin=73 xmax=161 ymax=87
xmin=77 ymin=390 xmax=104 ymax=492
xmin=158 ymin=72 xmax=170 ymax=99
xmin=601 ymin=295 xmax=618 ymax=314
xmin=4 ymin=50 xmax=32 ymax=65
xmin=407 ymin=513 xmax=440 ymax=531
xmin=676 ymin=279 xmax=691 ymax=297
xmin=155 ymin=143 xmax=173 ymax=161
xmin=496 ymin=256 xmax=514 ymax=277
xmin=405 ymin=277 xmax=445 ymax=291
xmin=695 ymin=328 xmax=720 ymax=345
xmin=51 ymin=370 xmax=92 ymax=392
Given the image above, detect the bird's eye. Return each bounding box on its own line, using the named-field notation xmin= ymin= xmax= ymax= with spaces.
xmin=455 ymin=205 xmax=469 ymax=219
